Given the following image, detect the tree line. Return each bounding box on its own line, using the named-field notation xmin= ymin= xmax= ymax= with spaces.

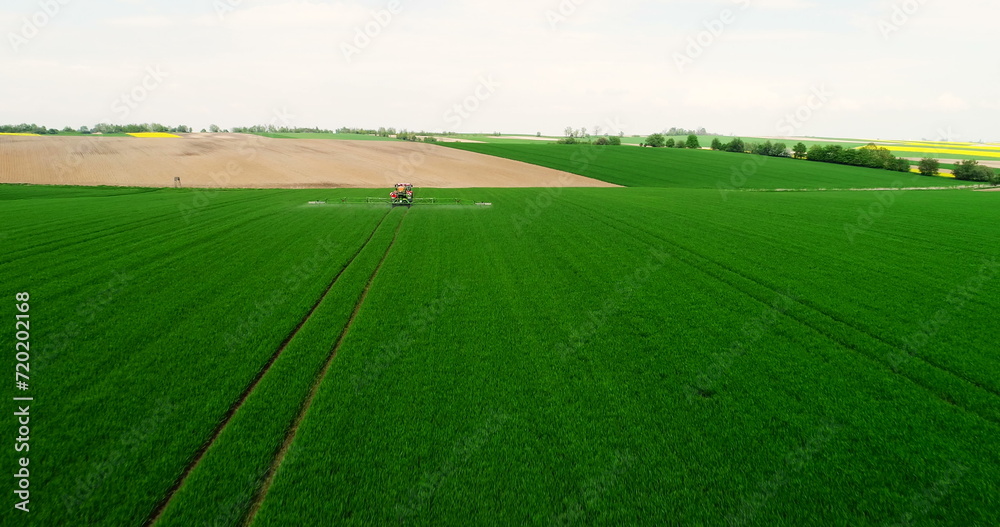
xmin=643 ymin=133 xmax=701 ymax=149
xmin=804 ymin=144 xmax=911 ymax=172
xmin=233 ymin=125 xmax=333 ymax=134
xmin=919 ymin=158 xmax=998 ymax=184
xmin=0 ymin=123 xmax=193 ymax=134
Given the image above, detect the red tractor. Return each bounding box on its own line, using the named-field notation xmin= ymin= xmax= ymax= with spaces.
xmin=390 ymin=183 xmax=414 ymax=207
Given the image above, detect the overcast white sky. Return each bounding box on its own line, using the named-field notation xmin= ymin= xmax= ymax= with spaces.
xmin=1 ymin=0 xmax=997 ymax=140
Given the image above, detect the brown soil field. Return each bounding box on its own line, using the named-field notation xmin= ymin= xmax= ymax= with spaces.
xmin=0 ymin=134 xmax=617 ymax=189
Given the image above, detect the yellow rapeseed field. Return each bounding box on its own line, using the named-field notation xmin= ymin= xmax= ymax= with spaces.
xmin=908 ymin=167 xmax=956 ymax=178
xmin=127 ymin=132 xmax=181 ymax=138
xmin=0 ymin=133 xmax=41 ymax=136
xmin=888 ymin=146 xmax=1000 ymax=158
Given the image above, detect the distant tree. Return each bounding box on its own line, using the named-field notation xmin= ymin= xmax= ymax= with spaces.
xmin=674 ymin=140 xmax=685 ymax=149
xmin=595 ymin=137 xmax=611 ymax=146
xmin=78 ymin=125 xmax=90 ymax=134
xmin=664 ymin=138 xmax=675 ymax=148
xmin=725 ymin=138 xmax=746 ymax=153
xmin=885 ymin=157 xmax=911 ymax=172
xmin=711 ymin=138 xmax=724 ymax=150
xmin=918 ymin=158 xmax=940 ymax=177
xmin=686 ymin=134 xmax=701 ymax=149
xmin=61 ymin=126 xmax=74 ymax=133
xmin=953 ymin=160 xmax=994 ymax=182
xmin=565 ymin=127 xmax=574 ymax=138
xmin=646 ymin=133 xmax=666 ymax=148
xmin=806 ymin=145 xmax=826 ymax=162
xmin=209 ymin=124 xmax=221 ymax=133
xmin=793 ymin=142 xmax=807 ymax=159
xmin=200 ymin=128 xmax=207 ymax=133
xmin=608 ymin=135 xmax=622 ymax=146
xmin=537 ymin=132 xmax=541 ymax=137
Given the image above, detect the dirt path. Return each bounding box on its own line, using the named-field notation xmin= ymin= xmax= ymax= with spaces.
xmin=0 ymin=134 xmax=616 ymax=188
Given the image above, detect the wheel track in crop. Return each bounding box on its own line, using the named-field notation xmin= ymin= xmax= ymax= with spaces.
xmin=632 ymin=200 xmax=1000 ymax=401
xmin=574 ymin=198 xmax=1000 ymax=410
xmin=561 ymin=198 xmax=1000 ymax=426
xmin=144 ymin=206 xmax=394 ymax=526
xmin=241 ymin=207 xmax=410 ymax=526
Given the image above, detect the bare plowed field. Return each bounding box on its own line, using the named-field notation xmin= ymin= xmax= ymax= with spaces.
xmin=0 ymin=134 xmax=615 ymax=188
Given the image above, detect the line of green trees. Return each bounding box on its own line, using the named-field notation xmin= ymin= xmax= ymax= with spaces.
xmin=664 ymin=127 xmax=708 ymax=136
xmin=708 ymin=138 xmax=912 ymax=173
xmin=557 ymin=135 xmax=622 ymax=145
xmin=1 ymin=123 xmax=59 ymax=134
xmin=557 ymin=127 xmax=625 ymax=145
xmin=234 ymin=125 xmax=333 ymax=134
xmin=0 ymin=123 xmax=193 ymax=134
xmin=395 ymin=130 xmax=440 ymax=143
xmin=336 ymin=127 xmax=395 ymax=136
xmin=920 ymin=158 xmax=998 ymax=184
xmin=93 ymin=123 xmax=193 ymax=134
xmin=643 ymin=133 xmax=700 ymax=149
xmin=804 ymin=143 xmax=910 ymax=172
xmin=710 ymin=138 xmax=797 ymax=158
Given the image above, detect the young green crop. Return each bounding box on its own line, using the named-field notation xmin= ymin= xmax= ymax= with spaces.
xmin=441 ymin=143 xmax=970 ymax=189
xmin=3 ymin=182 xmax=998 ymax=526
xmin=253 ymin=188 xmax=1000 ymax=526
xmin=0 ymin=186 xmax=389 ymax=526
xmin=156 ymin=206 xmax=408 ymax=526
